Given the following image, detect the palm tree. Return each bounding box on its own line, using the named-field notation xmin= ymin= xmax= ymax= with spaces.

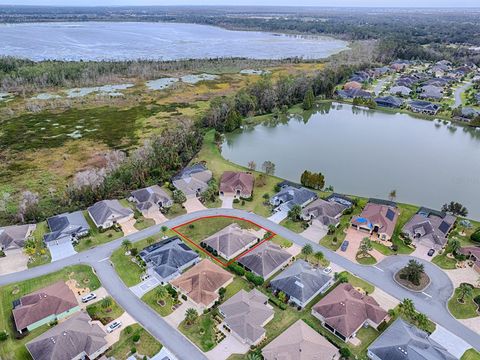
xmin=161 ymin=225 xmax=168 ymax=233
xmin=458 ymin=283 xmax=473 ymax=303
xmin=401 ymin=259 xmax=424 ymax=286
xmin=314 ymin=251 xmax=325 ymax=266
xmin=389 ymin=189 xmax=397 ymax=201
xmin=247 ymin=161 xmax=257 ymax=171
xmin=156 ymin=286 xmax=168 ymax=303
xmin=415 ymin=312 xmax=429 ymax=329
xmin=448 ymin=238 xmax=461 ymax=255
xmin=101 ymin=297 xmax=113 ymax=311
xmin=122 ymin=239 xmax=132 ymax=252
xmin=400 ymin=298 xmax=416 ymax=319
xmin=301 ymin=244 xmax=313 ymax=257
xmin=185 ymin=308 xmax=198 ymax=325
xmin=246 ymin=354 xmax=262 ymax=360
xmin=359 ymin=237 xmax=372 ymax=257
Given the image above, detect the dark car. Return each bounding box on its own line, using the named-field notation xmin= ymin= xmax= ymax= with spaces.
xmin=427 ymin=249 xmax=435 ymax=257
xmin=340 ymin=240 xmax=349 ymax=252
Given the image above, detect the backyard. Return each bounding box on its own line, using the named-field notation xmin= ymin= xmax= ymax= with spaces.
xmin=0 ymin=265 xmax=100 ymax=360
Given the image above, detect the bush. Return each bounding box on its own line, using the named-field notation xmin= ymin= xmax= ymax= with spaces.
xmin=245 ymin=271 xmax=264 ymax=286
xmin=228 ymin=263 xmax=246 ymax=276
xmin=340 ymin=347 xmax=351 ymax=358
xmin=181 ymin=294 xmax=187 ymax=301
xmin=0 ymin=331 xmax=8 ymax=341
xmin=130 ymin=347 xmax=137 ymax=354
xmin=233 ymin=198 xmax=240 ymax=204
xmin=268 ymin=296 xmax=287 ymax=310
xmin=130 ymin=248 xmax=138 ymax=256
xmin=0 ymin=250 xmax=5 ymax=257
xmin=474 ymin=295 xmax=480 ymax=306
xmin=166 ymin=284 xmax=177 ymax=299
xmin=377 ymin=320 xmax=388 ymax=332
xmin=471 ymin=230 xmax=480 ymax=243
xmin=391 ymin=245 xmax=398 ymax=252
xmin=132 ymin=334 xmax=141 ymax=343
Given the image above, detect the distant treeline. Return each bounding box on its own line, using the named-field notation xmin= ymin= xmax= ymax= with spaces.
xmin=0 ymin=56 xmax=306 ymax=92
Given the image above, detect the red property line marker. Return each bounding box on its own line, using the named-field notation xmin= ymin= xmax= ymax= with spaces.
xmin=171 ymin=215 xmax=276 ymax=267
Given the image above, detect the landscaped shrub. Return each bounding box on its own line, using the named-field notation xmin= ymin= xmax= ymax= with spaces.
xmin=474 ymin=295 xmax=480 ymax=306
xmin=245 ymin=271 xmax=264 ymax=286
xmin=268 ymin=296 xmax=287 ymax=310
xmin=233 ymin=198 xmax=240 ymax=204
xmin=132 ymin=334 xmax=141 ymax=343
xmin=0 ymin=331 xmax=8 ymax=341
xmin=471 ymin=230 xmax=480 ymax=243
xmin=130 ymin=248 xmax=138 ymax=256
xmin=130 ymin=347 xmax=137 ymax=354
xmin=391 ymin=245 xmax=398 ymax=252
xmin=228 ymin=263 xmax=245 ymax=276
xmin=340 ymin=347 xmax=351 ymax=358
xmin=377 ymin=320 xmax=389 ymax=332
xmin=166 ymin=284 xmax=177 ymax=299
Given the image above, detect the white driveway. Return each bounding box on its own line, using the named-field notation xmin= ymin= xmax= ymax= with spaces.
xmin=371 ymin=288 xmax=400 ymax=311
xmin=104 ymin=312 xmax=136 ymax=346
xmin=268 ymin=210 xmax=288 ymax=224
xmin=300 ymin=221 xmax=328 ymax=242
xmin=165 ymin=299 xmax=202 ymax=328
xmin=206 ymin=325 xmax=249 ymax=360
xmin=0 ymin=248 xmax=28 ymax=275
xmin=431 ymin=325 xmax=471 ymax=359
xmin=145 ymin=209 xmax=168 ymax=224
xmin=445 ymin=267 xmax=479 ymax=288
xmin=411 ymin=243 xmax=434 ymax=262
xmin=48 ymin=242 xmax=77 ymax=262
xmin=76 ymin=287 xmax=109 ymax=309
xmin=130 ymin=277 xmax=160 ymax=298
xmin=220 ymin=195 xmax=234 ymax=209
xmin=183 ymin=197 xmax=207 ymax=213
xmin=120 ymin=219 xmax=138 ymax=235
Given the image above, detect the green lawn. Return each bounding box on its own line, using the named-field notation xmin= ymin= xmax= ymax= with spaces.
xmin=174 ymin=216 xmax=261 ymax=244
xmin=179 ymin=313 xmax=217 ymax=352
xmin=270 ymin=235 xmax=293 ymax=248
xmin=280 ymin=218 xmax=306 ymax=233
xmin=26 ymin=221 xmax=51 ymax=268
xmin=134 ymin=217 xmax=156 ymax=231
xmin=432 ymin=253 xmax=458 ymax=269
xmin=371 ymin=241 xmax=396 ymax=256
xmin=74 ymin=210 xmax=123 ymax=252
xmin=164 ymin=203 xmax=187 ymax=218
xmin=86 ymin=296 xmax=124 ymax=325
xmin=390 ymin=203 xmax=418 ymax=254
xmin=449 ymin=218 xmax=480 ymax=247
xmin=341 ymin=271 xmax=375 ymax=294
xmin=448 ymin=286 xmax=480 ymax=319
xmin=0 ymin=265 xmax=100 ymax=360
xmin=462 ymin=349 xmax=480 ymax=360
xmin=356 ymin=252 xmax=377 ymax=265
xmin=106 ymin=324 xmax=162 ymax=360
xmin=351 ymin=326 xmax=380 ymax=355
xmin=224 ymin=276 xmax=253 ymax=301
xmin=141 ymin=287 xmax=176 ymax=317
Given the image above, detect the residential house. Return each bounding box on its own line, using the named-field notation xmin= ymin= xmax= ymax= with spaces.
xmin=170 ymin=259 xmax=233 ymax=309
xmin=238 ymin=242 xmax=292 ymax=280
xmin=351 ymin=199 xmax=399 ymax=241
xmin=389 ymin=85 xmax=412 ymax=97
xmin=419 ymin=85 xmax=443 ymax=100
xmin=374 ymin=96 xmax=404 ymax=108
xmin=172 ymin=163 xmax=212 ymax=198
xmin=0 ymin=224 xmax=36 ymax=251
xmin=458 ymin=247 xmax=480 ymax=273
xmin=87 ymin=199 xmax=134 ymax=230
xmin=408 ymin=100 xmax=441 ymax=115
xmin=373 ymin=66 xmax=391 ymax=77
xmin=270 ymin=259 xmax=333 ymax=308
xmin=43 ymin=211 xmax=90 ymax=246
xmin=349 ymin=71 xmax=371 ymax=83
xmin=139 ymin=236 xmax=200 ymax=283
xmin=201 ymin=223 xmax=258 ymax=260
xmin=13 ymin=281 xmax=80 ymax=333
xmin=129 ymin=185 xmax=173 ymax=217
xmin=475 ymin=93 xmax=480 ymax=105
xmin=301 ymin=198 xmax=349 ymax=228
xmin=262 ymin=319 xmax=339 ymax=360
xmin=219 ymin=289 xmax=274 ymax=346
xmin=219 ymin=171 xmax=255 ymax=199
xmin=270 ymin=185 xmax=317 ymax=213
xmin=312 ymin=283 xmax=388 ymax=341
xmin=336 ymin=88 xmax=372 ymax=100
xmin=402 ymin=208 xmax=456 ymax=249
xmin=367 ymin=318 xmax=455 ymax=360
xmin=26 ymin=311 xmax=108 ymax=360
xmin=343 ymin=81 xmax=362 ymax=90
xmin=390 ymin=60 xmax=411 ymax=71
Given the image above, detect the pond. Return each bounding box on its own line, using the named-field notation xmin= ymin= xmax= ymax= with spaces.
xmin=222 ymin=102 xmax=480 ymax=219
xmin=0 ymin=22 xmax=348 ymax=61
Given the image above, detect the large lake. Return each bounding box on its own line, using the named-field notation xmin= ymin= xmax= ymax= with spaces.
xmin=0 ymin=22 xmax=348 ymax=61
xmin=222 ymin=103 xmax=480 ymax=219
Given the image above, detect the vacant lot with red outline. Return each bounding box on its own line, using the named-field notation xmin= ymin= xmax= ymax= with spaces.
xmin=171 ymin=215 xmax=276 ymax=267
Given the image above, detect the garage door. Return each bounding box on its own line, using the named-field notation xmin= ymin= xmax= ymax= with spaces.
xmin=268 ymin=210 xmax=288 ymax=224
xmin=48 ymin=242 xmax=77 ymax=262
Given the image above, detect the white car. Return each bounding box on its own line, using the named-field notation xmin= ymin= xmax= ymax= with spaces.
xmin=106 ymin=321 xmax=122 ymax=333
xmin=81 ymin=293 xmax=97 ymax=303
xmin=323 ymin=266 xmax=332 ymax=274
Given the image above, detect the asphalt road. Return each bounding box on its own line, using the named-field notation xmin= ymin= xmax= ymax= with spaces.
xmin=1 ymin=207 xmax=479 ymax=355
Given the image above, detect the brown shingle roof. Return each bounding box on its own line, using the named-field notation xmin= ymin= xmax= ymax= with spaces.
xmin=344 ymin=81 xmax=362 ymax=90
xmin=13 ymin=281 xmax=78 ymax=331
xmin=26 ymin=311 xmax=107 ymax=360
xmin=219 ymin=171 xmax=255 ymax=197
xmin=170 ymin=259 xmax=233 ymax=307
xmin=262 ymin=320 xmax=339 ymax=360
xmin=312 ymin=283 xmax=387 ymax=339
xmin=352 ymin=203 xmax=398 ymax=238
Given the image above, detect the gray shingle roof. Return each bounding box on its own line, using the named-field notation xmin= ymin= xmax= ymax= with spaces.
xmin=44 ymin=211 xmax=90 ymax=243
xmin=271 ymin=186 xmax=317 ymax=211
xmin=368 ymin=319 xmax=456 ymax=360
xmin=0 ymin=224 xmax=35 ymax=250
xmin=87 ymin=199 xmax=133 ymax=227
xmin=375 ymin=96 xmax=404 ymax=108
xmin=301 ymin=198 xmax=348 ymax=226
xmin=26 ymin=311 xmax=107 ymax=360
xmin=131 ymin=185 xmax=172 ymax=210
xmin=140 ymin=237 xmax=199 ymax=279
xmin=270 ymin=260 xmax=332 ymax=304
xmin=238 ymin=242 xmax=292 ymax=279
xmin=219 ymin=289 xmax=273 ymax=345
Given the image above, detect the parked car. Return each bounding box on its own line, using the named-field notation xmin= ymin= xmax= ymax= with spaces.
xmin=106 ymin=321 xmax=122 ymax=333
xmin=340 ymin=241 xmax=349 ymax=252
xmin=81 ymin=293 xmax=97 ymax=303
xmin=323 ymin=266 xmax=332 ymax=274
xmin=427 ymin=249 xmax=435 ymax=257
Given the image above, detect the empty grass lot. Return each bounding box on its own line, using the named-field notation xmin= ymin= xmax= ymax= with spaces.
xmin=0 ymin=265 xmax=100 ymax=360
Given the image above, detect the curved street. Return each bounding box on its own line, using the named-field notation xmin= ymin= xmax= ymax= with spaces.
xmin=1 ymin=207 xmax=479 ymax=356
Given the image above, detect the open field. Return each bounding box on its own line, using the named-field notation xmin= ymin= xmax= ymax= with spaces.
xmin=0 ymin=265 xmax=100 ymax=360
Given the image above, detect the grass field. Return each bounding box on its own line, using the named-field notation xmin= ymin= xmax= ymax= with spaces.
xmin=432 ymin=253 xmax=458 ymax=269
xmin=106 ymin=324 xmax=162 ymax=360
xmin=26 ymin=221 xmax=51 ymax=268
xmin=86 ymin=296 xmax=124 ymax=325
xmin=141 ymin=287 xmax=176 ymax=317
xmin=448 ymin=286 xmax=480 ymax=319
xmin=0 ymin=265 xmax=100 ymax=360
xmin=462 ymin=349 xmax=480 ymax=360
xmin=179 ymin=313 xmax=217 ymax=352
